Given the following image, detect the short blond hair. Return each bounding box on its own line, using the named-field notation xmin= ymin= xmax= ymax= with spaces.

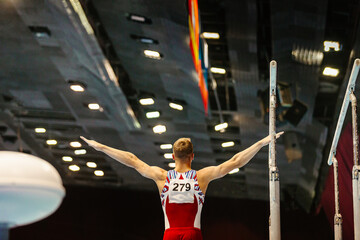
xmin=173 ymin=138 xmax=193 ymax=159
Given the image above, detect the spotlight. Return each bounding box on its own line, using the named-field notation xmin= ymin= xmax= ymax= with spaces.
xmin=214 ymin=122 xmax=228 ymax=131
xmin=86 ymin=162 xmax=97 ymax=168
xmin=88 ymin=103 xmax=101 ymax=110
xmin=139 ymin=98 xmax=154 ymax=105
xmin=69 ymin=165 xmax=80 ymax=171
xmin=164 ymin=153 xmax=173 ymax=159
xmin=210 ymin=67 xmax=226 ymax=74
xmin=324 ymin=41 xmax=341 ymax=52
xmin=74 ymin=149 xmax=86 ymax=155
xmin=69 ymin=141 xmax=82 ymax=148
xmin=62 ymin=156 xmax=73 ymax=162
xmin=146 ymin=111 xmax=160 ymax=119
xmin=168 ymin=162 xmax=176 ymax=168
xmin=169 ymin=103 xmax=183 ymax=111
xmin=202 ymin=32 xmax=220 ymax=39
xmin=323 ymin=67 xmax=339 ymax=77
xmin=46 ymin=139 xmax=57 ymax=145
xmin=221 ymin=141 xmax=235 ymax=148
xmin=153 ymin=125 xmax=166 ymax=134
xmin=35 ymin=128 xmax=46 ymax=133
xmin=94 ymin=170 xmax=104 ymax=176
xmin=144 ymin=50 xmax=162 ymax=59
xmin=160 ymin=144 xmax=172 ymax=149
xmin=228 ymin=168 xmax=239 ymax=174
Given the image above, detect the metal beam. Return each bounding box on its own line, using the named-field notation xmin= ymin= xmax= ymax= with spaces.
xmin=269 ymin=60 xmax=281 ymax=240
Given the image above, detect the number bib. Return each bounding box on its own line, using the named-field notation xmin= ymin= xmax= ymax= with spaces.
xmin=168 ymin=176 xmax=195 ymax=204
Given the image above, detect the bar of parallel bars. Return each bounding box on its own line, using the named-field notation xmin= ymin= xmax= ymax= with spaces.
xmin=269 ymin=60 xmax=281 ymax=240
xmin=328 ymin=59 xmax=360 ymax=165
xmin=351 ymin=93 xmax=360 ymax=240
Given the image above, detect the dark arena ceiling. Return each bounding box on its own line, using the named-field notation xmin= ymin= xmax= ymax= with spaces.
xmin=1 ymin=0 xmax=360 ymax=214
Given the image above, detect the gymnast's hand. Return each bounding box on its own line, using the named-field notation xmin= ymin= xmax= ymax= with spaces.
xmin=260 ymin=131 xmax=284 ymax=147
xmin=80 ymin=136 xmax=103 ymax=151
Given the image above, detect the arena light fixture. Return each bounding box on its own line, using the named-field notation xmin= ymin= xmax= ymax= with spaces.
xmin=88 ymin=103 xmax=100 ymax=110
xmin=323 ymin=67 xmax=339 ymax=77
xmin=164 ymin=153 xmax=173 ymax=159
xmin=69 ymin=165 xmax=80 ymax=171
xmin=168 ymin=162 xmax=176 ymax=168
xmin=86 ymin=162 xmax=97 ymax=168
xmin=324 ymin=41 xmax=340 ymax=52
xmin=210 ymin=67 xmax=226 ymax=74
xmin=202 ymin=32 xmax=220 ymax=39
xmin=214 ymin=122 xmax=228 ymax=131
xmin=62 ymin=156 xmax=73 ymax=162
xmin=69 ymin=141 xmax=82 ymax=148
xmin=228 ymin=168 xmax=239 ymax=174
xmin=139 ymin=98 xmax=154 ymax=105
xmin=169 ymin=102 xmax=183 ymax=111
xmin=94 ymin=170 xmax=104 ymax=176
xmin=146 ymin=111 xmax=160 ymax=119
xmin=144 ymin=50 xmax=161 ymax=59
xmin=153 ymin=125 xmax=166 ymax=134
xmin=35 ymin=128 xmax=46 ymax=133
xmin=74 ymin=149 xmax=86 ymax=155
xmin=46 ymin=139 xmax=57 ymax=145
xmin=160 ymin=144 xmax=172 ymax=150
xmin=70 ymin=84 xmax=85 ymax=92
xmin=221 ymin=141 xmax=235 ymax=148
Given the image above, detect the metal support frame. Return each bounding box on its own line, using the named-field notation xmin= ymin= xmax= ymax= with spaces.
xmin=333 ymin=157 xmax=343 ymax=240
xmin=351 ymin=92 xmax=360 ymax=240
xmin=269 ymin=60 xmax=281 ymax=240
xmin=327 ymin=59 xmax=360 ymax=240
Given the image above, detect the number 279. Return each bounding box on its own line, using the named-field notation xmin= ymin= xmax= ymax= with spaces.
xmin=173 ymin=183 xmax=191 ymax=191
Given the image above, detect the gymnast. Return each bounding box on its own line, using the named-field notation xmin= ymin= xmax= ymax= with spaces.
xmin=81 ymin=132 xmax=283 ymax=240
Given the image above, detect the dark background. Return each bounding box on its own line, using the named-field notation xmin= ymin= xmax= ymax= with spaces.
xmin=10 ymin=185 xmax=332 ymax=240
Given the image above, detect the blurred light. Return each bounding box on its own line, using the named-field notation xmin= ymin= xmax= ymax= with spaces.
xmin=168 ymin=162 xmax=176 ymax=168
xmin=139 ymin=98 xmax=154 ymax=105
xmin=202 ymin=32 xmax=220 ymax=39
xmin=323 ymin=67 xmax=339 ymax=77
xmin=94 ymin=170 xmax=104 ymax=176
xmin=214 ymin=122 xmax=228 ymax=131
xmin=324 ymin=41 xmax=340 ymax=52
xmin=221 ymin=141 xmax=235 ymax=148
xmin=169 ymin=103 xmax=183 ymax=111
xmin=70 ymin=84 xmax=85 ymax=92
xmin=291 ymin=45 xmax=323 ymax=66
xmin=141 ymin=38 xmax=155 ymax=44
xmin=62 ymin=156 xmax=73 ymax=162
xmin=70 ymin=141 xmax=82 ymax=148
xmin=130 ymin=14 xmax=145 ymax=22
xmin=46 ymin=139 xmax=57 ymax=145
xmin=35 ymin=128 xmax=46 ymax=133
xmin=74 ymin=149 xmax=86 ymax=155
xmin=69 ymin=165 xmax=80 ymax=171
xmin=146 ymin=111 xmax=160 ymax=119
xmin=88 ymin=103 xmax=100 ymax=110
xmin=160 ymin=144 xmax=172 ymax=150
xmin=153 ymin=125 xmax=166 ymax=134
xmin=144 ymin=50 xmax=161 ymax=59
xmin=86 ymin=162 xmax=97 ymax=168
xmin=164 ymin=153 xmax=173 ymax=159
xmin=228 ymin=168 xmax=239 ymax=174
xmin=210 ymin=67 xmax=226 ymax=74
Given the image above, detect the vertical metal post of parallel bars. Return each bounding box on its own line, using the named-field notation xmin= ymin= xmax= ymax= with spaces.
xmin=333 ymin=157 xmax=343 ymax=240
xmin=351 ymin=92 xmax=360 ymax=240
xmin=327 ymin=59 xmax=360 ymax=240
xmin=269 ymin=60 xmax=281 ymax=240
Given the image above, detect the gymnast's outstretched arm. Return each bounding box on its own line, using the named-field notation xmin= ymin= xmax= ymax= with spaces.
xmin=80 ymin=136 xmax=167 ymax=186
xmin=197 ymin=132 xmax=284 ymax=193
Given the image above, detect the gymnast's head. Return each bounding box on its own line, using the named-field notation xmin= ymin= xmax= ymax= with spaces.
xmin=172 ymin=138 xmax=194 ymax=162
